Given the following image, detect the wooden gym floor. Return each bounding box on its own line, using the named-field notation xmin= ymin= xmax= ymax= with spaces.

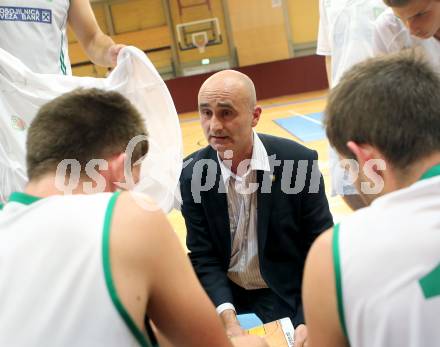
xmin=168 ymin=89 xmax=352 ymax=247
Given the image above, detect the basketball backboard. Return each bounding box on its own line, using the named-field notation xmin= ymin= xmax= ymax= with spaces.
xmin=176 ymin=18 xmax=222 ymax=52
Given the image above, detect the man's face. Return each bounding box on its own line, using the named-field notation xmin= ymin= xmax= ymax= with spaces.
xmin=393 ymin=0 xmax=440 ymax=39
xmin=198 ymin=78 xmax=260 ymax=159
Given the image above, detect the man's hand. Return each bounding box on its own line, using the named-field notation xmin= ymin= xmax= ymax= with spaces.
xmin=231 ymin=335 xmax=269 ymax=347
xmin=226 ymin=322 xmax=247 ymax=338
xmin=294 ymin=324 xmax=308 ymax=347
xmin=107 ymin=44 xmax=126 ymax=67
xmin=220 ymin=309 xmax=246 ymax=337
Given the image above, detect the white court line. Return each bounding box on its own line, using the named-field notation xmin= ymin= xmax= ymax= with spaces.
xmin=288 ymin=110 xmax=323 ymax=126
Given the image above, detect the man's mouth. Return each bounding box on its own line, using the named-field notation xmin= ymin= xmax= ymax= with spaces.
xmin=210 ymin=135 xmax=228 ymax=140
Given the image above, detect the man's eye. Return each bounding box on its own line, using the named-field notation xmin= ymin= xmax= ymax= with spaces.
xmin=201 ymin=110 xmax=212 ymax=117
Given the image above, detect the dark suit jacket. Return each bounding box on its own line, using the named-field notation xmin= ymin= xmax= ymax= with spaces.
xmin=180 ymin=133 xmax=333 ymax=325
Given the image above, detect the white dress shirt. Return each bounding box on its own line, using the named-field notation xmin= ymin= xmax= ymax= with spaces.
xmin=216 ymin=131 xmax=271 ymax=315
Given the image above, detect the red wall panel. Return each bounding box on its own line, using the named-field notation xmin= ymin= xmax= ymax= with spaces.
xmin=165 ymin=55 xmax=328 ymax=114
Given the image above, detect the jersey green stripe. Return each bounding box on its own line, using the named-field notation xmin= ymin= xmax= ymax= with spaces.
xmin=60 ymin=33 xmax=67 ymax=75
xmin=332 ymin=223 xmax=349 ymax=339
xmin=419 ymin=263 xmax=440 ymax=299
xmin=8 ymin=192 xmax=41 ymax=205
xmin=419 ymin=164 xmax=440 ymax=181
xmin=60 ymin=54 xmax=66 ymax=75
xmin=102 ymin=192 xmax=152 ymax=347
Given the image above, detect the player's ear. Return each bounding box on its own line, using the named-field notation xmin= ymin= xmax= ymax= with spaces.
xmin=347 ymin=141 xmax=387 ymax=182
xmin=346 ymin=141 xmax=372 ymax=167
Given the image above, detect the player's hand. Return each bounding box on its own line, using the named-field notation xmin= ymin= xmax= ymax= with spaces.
xmin=231 ymin=335 xmax=269 ymax=347
xmin=107 ymin=44 xmax=126 ymax=67
xmin=294 ymin=324 xmax=308 ymax=347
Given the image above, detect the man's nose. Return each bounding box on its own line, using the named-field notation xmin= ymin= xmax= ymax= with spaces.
xmin=210 ymin=114 xmax=223 ymax=132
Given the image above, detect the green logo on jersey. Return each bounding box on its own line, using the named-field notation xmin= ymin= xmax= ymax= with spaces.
xmin=419 ymin=263 xmax=440 ymax=299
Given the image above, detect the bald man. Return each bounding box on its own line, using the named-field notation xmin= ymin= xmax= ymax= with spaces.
xmin=179 ymin=70 xmax=333 ymax=338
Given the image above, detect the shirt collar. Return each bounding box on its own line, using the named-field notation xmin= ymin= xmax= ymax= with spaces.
xmin=218 ymin=131 xmax=270 ymax=184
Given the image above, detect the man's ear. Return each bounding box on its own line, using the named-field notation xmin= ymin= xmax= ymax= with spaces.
xmin=347 ymin=141 xmax=386 ymax=179
xmin=251 ymin=106 xmax=262 ymax=127
xmin=346 ymin=141 xmax=374 ymax=167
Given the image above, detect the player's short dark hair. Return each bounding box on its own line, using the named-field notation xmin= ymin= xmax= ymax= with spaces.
xmin=27 ymin=88 xmax=148 ymax=180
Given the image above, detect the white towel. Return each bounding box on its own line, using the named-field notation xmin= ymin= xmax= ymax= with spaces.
xmin=0 ymin=46 xmax=182 ymax=212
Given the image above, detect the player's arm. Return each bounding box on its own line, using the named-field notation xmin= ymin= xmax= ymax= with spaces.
xmin=317 ymin=0 xmax=332 ymax=87
xmin=179 ymin=172 xmax=244 ymax=336
xmin=325 ymin=56 xmax=332 ymax=87
xmin=114 ymin=192 xmax=266 ymax=347
xmin=302 ymin=229 xmax=349 ymax=347
xmin=68 ymin=0 xmax=125 ymax=67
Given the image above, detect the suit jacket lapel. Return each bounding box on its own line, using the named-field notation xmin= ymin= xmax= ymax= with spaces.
xmin=205 ymin=148 xmax=231 ymax=260
xmin=257 ymin=168 xmax=273 ymax=254
xmin=256 ymin=136 xmax=275 ymax=255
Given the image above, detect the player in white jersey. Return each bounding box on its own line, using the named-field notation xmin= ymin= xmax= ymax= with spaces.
xmin=373 ymin=0 xmax=440 ymax=70
xmin=0 ymin=88 xmax=267 ymax=347
xmin=0 ymin=0 xmax=124 ymax=74
xmin=302 ymin=52 xmax=440 ymax=347
xmin=317 ymin=0 xmax=386 ymax=210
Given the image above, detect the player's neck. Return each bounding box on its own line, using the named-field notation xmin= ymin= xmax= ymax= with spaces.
xmin=25 ymin=173 xmax=113 ymax=198
xmin=394 ymin=152 xmax=440 ymax=189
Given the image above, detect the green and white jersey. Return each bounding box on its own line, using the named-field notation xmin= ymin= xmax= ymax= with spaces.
xmin=333 ymin=166 xmax=440 ymax=347
xmin=0 ymin=192 xmax=153 ymax=347
xmin=0 ymin=0 xmax=71 ymax=74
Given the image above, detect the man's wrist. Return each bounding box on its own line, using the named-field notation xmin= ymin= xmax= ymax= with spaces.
xmin=216 ymin=302 xmax=236 ymax=316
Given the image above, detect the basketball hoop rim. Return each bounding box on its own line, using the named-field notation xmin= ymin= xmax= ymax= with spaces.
xmin=192 ymin=32 xmax=208 ymax=52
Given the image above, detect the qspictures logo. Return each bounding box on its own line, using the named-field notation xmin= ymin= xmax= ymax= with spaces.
xmin=0 ymin=6 xmax=52 ymax=24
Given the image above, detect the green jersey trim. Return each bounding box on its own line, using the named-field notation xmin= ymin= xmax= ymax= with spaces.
xmin=416 ymin=162 xmax=440 ymax=300
xmin=419 ymin=263 xmax=440 ymax=299
xmin=60 ymin=33 xmax=67 ymax=75
xmin=8 ymin=192 xmax=42 ymax=205
xmin=419 ymin=164 xmax=440 ymax=181
xmin=102 ymin=192 xmax=152 ymax=347
xmin=333 ymin=223 xmax=349 ymax=339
